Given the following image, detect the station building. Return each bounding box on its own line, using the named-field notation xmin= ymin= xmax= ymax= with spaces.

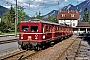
xmin=57 ymin=10 xmax=90 ymax=34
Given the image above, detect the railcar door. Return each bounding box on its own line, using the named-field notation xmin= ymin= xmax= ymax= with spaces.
xmin=52 ymin=25 xmax=55 ymax=39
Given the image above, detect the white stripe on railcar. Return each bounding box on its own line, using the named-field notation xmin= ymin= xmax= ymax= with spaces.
xmin=20 ymin=33 xmax=44 ymax=34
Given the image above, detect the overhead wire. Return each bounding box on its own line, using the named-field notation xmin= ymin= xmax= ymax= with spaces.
xmin=27 ymin=0 xmax=61 ymax=16
xmin=0 ymin=0 xmax=15 ymax=6
xmin=0 ymin=0 xmax=61 ymax=11
xmin=2 ymin=0 xmax=85 ymax=16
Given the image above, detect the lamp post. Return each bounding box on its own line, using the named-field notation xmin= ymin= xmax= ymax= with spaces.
xmin=15 ymin=0 xmax=18 ymax=37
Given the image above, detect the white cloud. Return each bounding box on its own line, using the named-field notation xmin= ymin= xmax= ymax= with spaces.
xmin=17 ymin=0 xmax=63 ymax=8
xmin=4 ymin=6 xmax=11 ymax=9
xmin=34 ymin=0 xmax=43 ymax=2
xmin=65 ymin=0 xmax=68 ymax=2
xmin=77 ymin=0 xmax=85 ymax=2
xmin=17 ymin=0 xmax=26 ymax=3
xmin=2 ymin=0 xmax=86 ymax=9
xmin=6 ymin=0 xmax=16 ymax=4
xmin=1 ymin=0 xmax=86 ymax=17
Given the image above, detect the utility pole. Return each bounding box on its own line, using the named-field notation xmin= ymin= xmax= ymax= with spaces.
xmin=15 ymin=0 xmax=18 ymax=37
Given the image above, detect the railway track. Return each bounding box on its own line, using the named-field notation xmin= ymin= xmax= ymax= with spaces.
xmin=75 ymin=40 xmax=90 ymax=60
xmin=55 ymin=36 xmax=81 ymax=60
xmin=0 ymin=35 xmax=83 ymax=60
xmin=55 ymin=36 xmax=90 ymax=60
xmin=0 ymin=50 xmax=37 ymax=60
xmin=0 ymin=39 xmax=18 ymax=44
xmin=0 ymin=34 xmax=19 ymax=37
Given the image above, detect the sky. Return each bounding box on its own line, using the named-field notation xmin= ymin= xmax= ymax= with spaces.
xmin=0 ymin=0 xmax=86 ymax=17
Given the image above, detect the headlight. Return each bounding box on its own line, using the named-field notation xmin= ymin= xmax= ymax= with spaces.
xmin=43 ymin=35 xmax=45 ymax=39
xmin=21 ymin=37 xmax=23 ymax=39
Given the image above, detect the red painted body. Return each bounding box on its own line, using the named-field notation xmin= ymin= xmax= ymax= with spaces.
xmin=19 ymin=19 xmax=73 ymax=50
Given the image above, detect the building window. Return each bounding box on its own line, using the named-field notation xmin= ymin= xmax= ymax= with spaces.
xmin=73 ymin=23 xmax=75 ymax=26
xmin=71 ymin=14 xmax=75 ymax=17
xmin=61 ymin=14 xmax=65 ymax=17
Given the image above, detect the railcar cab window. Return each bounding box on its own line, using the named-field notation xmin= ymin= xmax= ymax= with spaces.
xmin=22 ymin=26 xmax=29 ymax=32
xmin=31 ymin=26 xmax=38 ymax=32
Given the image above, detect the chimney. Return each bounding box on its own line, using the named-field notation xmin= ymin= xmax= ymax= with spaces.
xmin=68 ymin=10 xmax=69 ymax=13
xmin=76 ymin=10 xmax=78 ymax=13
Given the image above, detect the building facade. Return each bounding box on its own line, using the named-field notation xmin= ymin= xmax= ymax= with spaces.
xmin=57 ymin=10 xmax=90 ymax=34
xmin=57 ymin=10 xmax=80 ymax=27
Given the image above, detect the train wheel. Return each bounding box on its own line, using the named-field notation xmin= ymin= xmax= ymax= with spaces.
xmin=21 ymin=45 xmax=26 ymax=50
xmin=18 ymin=45 xmax=22 ymax=50
xmin=26 ymin=44 xmax=28 ymax=51
xmin=35 ymin=46 xmax=41 ymax=51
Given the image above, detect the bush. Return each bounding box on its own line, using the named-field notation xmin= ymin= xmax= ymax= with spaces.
xmin=0 ymin=31 xmax=1 ymax=34
xmin=0 ymin=22 xmax=7 ymax=33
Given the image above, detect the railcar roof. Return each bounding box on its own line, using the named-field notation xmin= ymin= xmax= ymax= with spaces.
xmin=20 ymin=19 xmax=70 ymax=27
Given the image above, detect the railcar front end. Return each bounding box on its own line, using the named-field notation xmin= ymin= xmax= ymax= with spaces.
xmin=18 ymin=21 xmax=44 ymax=50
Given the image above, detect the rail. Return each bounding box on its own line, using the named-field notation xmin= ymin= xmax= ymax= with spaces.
xmin=74 ymin=40 xmax=81 ymax=60
xmin=0 ymin=34 xmax=19 ymax=37
xmin=0 ymin=50 xmax=38 ymax=60
xmin=0 ymin=50 xmax=26 ymax=60
xmin=0 ymin=34 xmax=15 ymax=37
xmin=0 ymin=39 xmax=18 ymax=44
xmin=0 ymin=35 xmax=82 ymax=60
xmin=56 ymin=36 xmax=81 ymax=60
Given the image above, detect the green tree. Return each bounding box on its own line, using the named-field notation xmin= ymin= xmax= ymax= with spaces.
xmin=10 ymin=5 xmax=15 ymax=23
xmin=35 ymin=11 xmax=44 ymax=20
xmin=0 ymin=21 xmax=7 ymax=32
xmin=1 ymin=5 xmax=15 ymax=32
xmin=16 ymin=6 xmax=27 ymax=31
xmin=17 ymin=6 xmax=27 ymax=23
xmin=1 ymin=5 xmax=27 ymax=32
xmin=1 ymin=12 xmax=11 ymax=32
xmin=82 ymin=8 xmax=89 ymax=22
xmin=48 ymin=16 xmax=58 ymax=23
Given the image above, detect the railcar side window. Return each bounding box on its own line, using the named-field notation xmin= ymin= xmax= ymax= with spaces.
xmin=43 ymin=26 xmax=44 ymax=33
xmin=22 ymin=26 xmax=29 ymax=32
xmin=59 ymin=27 xmax=61 ymax=31
xmin=46 ymin=26 xmax=48 ymax=32
xmin=31 ymin=26 xmax=38 ymax=32
xmin=50 ymin=26 xmax=52 ymax=32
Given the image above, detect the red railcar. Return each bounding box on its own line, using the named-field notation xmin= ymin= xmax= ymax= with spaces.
xmin=18 ymin=19 xmax=73 ymax=50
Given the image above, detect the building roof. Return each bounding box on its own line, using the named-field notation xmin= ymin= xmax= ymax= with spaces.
xmin=57 ymin=10 xmax=80 ymax=20
xmin=76 ymin=22 xmax=90 ymax=27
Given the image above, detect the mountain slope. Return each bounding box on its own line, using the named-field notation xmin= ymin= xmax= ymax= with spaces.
xmin=43 ymin=0 xmax=90 ymax=19
xmin=42 ymin=10 xmax=58 ymax=19
xmin=60 ymin=0 xmax=90 ymax=19
xmin=0 ymin=5 xmax=9 ymax=17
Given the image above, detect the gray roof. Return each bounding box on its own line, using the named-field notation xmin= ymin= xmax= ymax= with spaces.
xmin=76 ymin=22 xmax=90 ymax=27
